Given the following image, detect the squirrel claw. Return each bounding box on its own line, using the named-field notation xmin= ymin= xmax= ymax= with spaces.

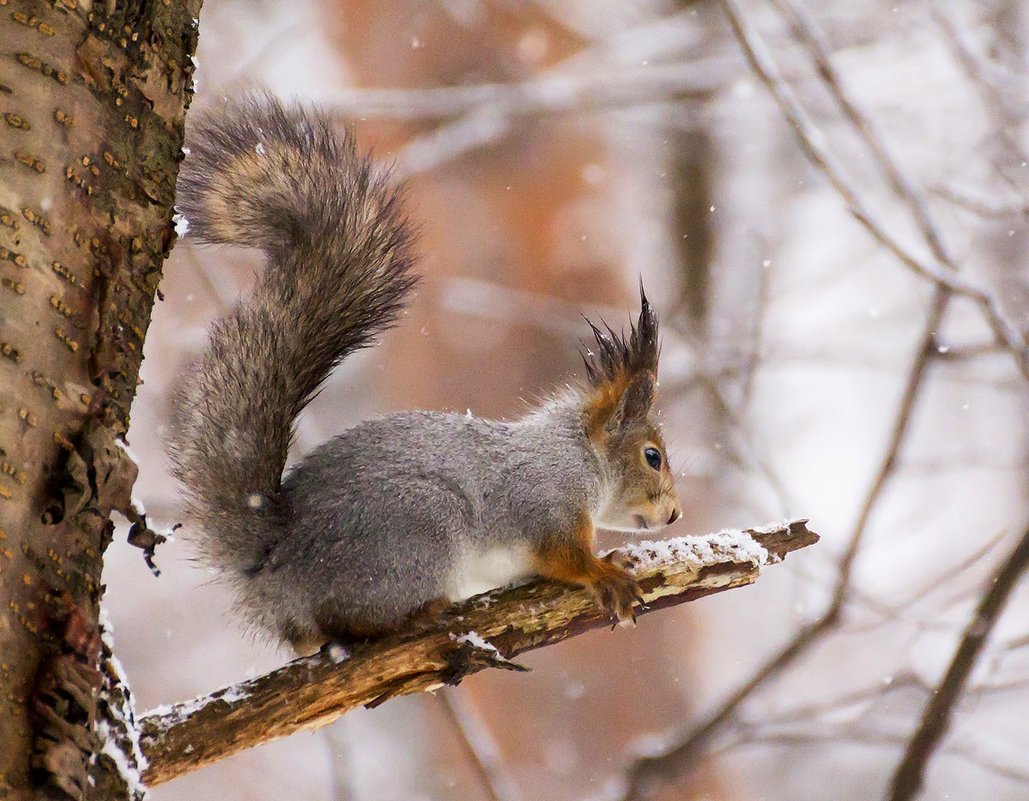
xmin=592 ymin=553 xmax=643 ymax=627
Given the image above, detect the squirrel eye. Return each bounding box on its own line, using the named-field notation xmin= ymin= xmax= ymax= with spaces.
xmin=644 ymin=446 xmax=662 ymax=471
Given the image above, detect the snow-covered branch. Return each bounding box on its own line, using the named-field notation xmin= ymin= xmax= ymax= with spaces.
xmin=136 ymin=520 xmax=818 ymax=786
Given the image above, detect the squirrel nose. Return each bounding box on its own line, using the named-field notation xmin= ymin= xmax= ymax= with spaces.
xmin=667 ymin=508 xmax=681 ymax=525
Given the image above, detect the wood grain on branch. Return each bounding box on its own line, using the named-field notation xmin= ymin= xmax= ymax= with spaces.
xmin=137 ymin=520 xmax=818 ymax=786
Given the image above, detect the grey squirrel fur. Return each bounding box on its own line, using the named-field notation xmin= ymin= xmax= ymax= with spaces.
xmin=169 ymin=95 xmax=682 ymax=650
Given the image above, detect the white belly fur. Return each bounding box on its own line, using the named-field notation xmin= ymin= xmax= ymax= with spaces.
xmin=446 ymin=543 xmax=535 ymax=601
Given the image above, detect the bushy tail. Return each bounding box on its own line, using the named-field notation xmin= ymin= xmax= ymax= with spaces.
xmin=168 ymin=94 xmax=417 ymax=576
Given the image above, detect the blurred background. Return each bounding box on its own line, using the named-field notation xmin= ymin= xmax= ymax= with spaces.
xmin=102 ymin=1 xmax=1027 ymax=799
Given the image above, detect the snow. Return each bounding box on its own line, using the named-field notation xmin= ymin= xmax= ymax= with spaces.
xmin=145 ymin=680 xmax=252 ymax=730
xmin=96 ymin=719 xmax=148 ymax=798
xmin=172 ymin=211 xmax=190 ymax=237
xmin=220 ymin=685 xmax=251 ymax=703
xmin=114 ymin=436 xmax=140 ymax=466
xmin=746 ymin=518 xmax=796 ymax=535
xmin=129 ymin=495 xmax=146 ymax=517
xmin=451 ymin=631 xmax=499 ymax=654
xmin=327 ymin=642 xmax=350 ymax=664
xmin=97 ymin=608 xmax=149 ymax=796
xmin=622 ymin=527 xmax=769 ymax=571
xmin=449 ymin=631 xmax=519 ymax=666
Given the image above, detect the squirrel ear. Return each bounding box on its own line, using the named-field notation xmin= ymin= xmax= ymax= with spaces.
xmin=608 ymin=372 xmax=655 ymax=434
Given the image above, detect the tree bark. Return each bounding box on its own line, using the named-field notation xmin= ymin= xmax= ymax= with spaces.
xmin=137 ymin=520 xmax=818 ymax=786
xmin=0 ymin=2 xmax=200 ymax=799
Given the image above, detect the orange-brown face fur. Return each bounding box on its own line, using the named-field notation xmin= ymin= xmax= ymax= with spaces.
xmin=594 ymin=417 xmax=680 ymax=532
xmin=580 ymin=286 xmax=682 ymax=532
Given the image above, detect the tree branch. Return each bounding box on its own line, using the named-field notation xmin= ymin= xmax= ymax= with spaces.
xmin=614 ymin=284 xmax=946 ymax=801
xmin=135 ymin=520 xmax=818 ymax=786
xmin=886 ymin=525 xmax=1029 ymax=801
xmin=771 ymin=0 xmax=956 ymax=268
xmin=718 ymin=0 xmax=1029 ymax=380
xmin=437 ymin=690 xmax=522 ymax=801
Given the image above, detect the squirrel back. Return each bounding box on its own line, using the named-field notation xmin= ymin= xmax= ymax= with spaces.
xmin=169 ymin=95 xmax=417 ymax=579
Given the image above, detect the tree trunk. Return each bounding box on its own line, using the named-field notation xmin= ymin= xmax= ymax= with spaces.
xmin=0 ymin=2 xmax=200 ymax=799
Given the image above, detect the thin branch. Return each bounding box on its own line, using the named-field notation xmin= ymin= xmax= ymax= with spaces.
xmin=374 ymin=8 xmax=910 ymax=177
xmin=615 ymin=612 xmax=836 ymax=801
xmin=737 ymin=247 xmax=775 ymax=414
xmin=772 ymin=0 xmax=957 ymax=268
xmin=605 ymin=8 xmax=1022 ymax=798
xmin=379 ymin=9 xmax=727 ymax=176
xmin=614 ymin=287 xmax=946 ymax=801
xmin=664 ymin=315 xmax=795 ymax=518
xmin=744 ymin=674 xmax=926 ymax=727
xmin=932 ymin=182 xmax=1029 ymax=220
xmin=846 ymin=528 xmax=1010 ymax=633
xmin=316 ymin=61 xmax=724 ymax=122
xmin=311 ymin=8 xmax=920 ymax=126
xmin=137 ymin=521 xmax=818 ymax=786
xmin=886 ymin=526 xmax=1029 ymax=801
xmin=932 ymin=7 xmax=1028 ymax=166
xmin=438 ymin=690 xmax=522 ymax=801
xmin=719 ymin=0 xmax=1028 ymax=380
xmin=834 ymin=286 xmax=944 ymax=600
xmin=720 ymin=723 xmax=1029 ymax=786
xmin=395 ymin=107 xmax=516 ymax=178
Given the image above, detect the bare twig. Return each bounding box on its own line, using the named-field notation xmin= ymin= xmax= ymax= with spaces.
xmin=615 ymin=611 xmax=834 ymax=801
xmin=886 ymin=526 xmax=1029 ymax=801
xmin=438 ymin=691 xmax=522 ymax=801
xmin=719 ymin=0 xmax=1028 ymax=380
xmin=377 ymin=7 xmax=911 ymax=177
xmin=376 ymin=9 xmax=727 ymax=175
xmin=932 ymin=7 xmax=1028 ymax=165
xmin=772 ymin=0 xmax=956 ymax=267
xmin=933 ymin=183 xmax=1029 ymax=220
xmin=137 ymin=522 xmax=818 ymax=786
xmin=610 ymin=5 xmax=995 ymax=795
xmin=312 ymin=8 xmax=918 ymax=127
xmin=737 ymin=249 xmax=774 ymax=414
xmin=833 ymin=290 xmax=945 ymax=600
xmin=614 ymin=284 xmax=945 ymax=800
xmin=661 ymin=309 xmax=794 ymax=517
xmin=318 ymin=61 xmax=724 ymax=122
xmin=721 ymin=722 xmax=1029 ymax=786
xmin=846 ymin=528 xmax=1010 ymax=633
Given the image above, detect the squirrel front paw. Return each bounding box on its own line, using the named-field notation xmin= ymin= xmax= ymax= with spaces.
xmin=592 ymin=552 xmax=644 ymax=625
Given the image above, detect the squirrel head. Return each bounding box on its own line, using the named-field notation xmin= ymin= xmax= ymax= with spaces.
xmin=581 ymin=284 xmax=682 ymax=533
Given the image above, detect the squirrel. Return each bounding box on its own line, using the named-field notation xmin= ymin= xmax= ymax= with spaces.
xmin=168 ymin=95 xmax=682 ymax=652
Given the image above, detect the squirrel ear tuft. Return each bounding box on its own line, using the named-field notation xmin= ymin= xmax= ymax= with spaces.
xmin=580 ymin=281 xmax=659 ymax=388
xmin=608 ymin=372 xmax=655 ymax=434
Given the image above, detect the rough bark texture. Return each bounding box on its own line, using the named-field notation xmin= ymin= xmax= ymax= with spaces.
xmin=0 ymin=2 xmax=200 ymax=799
xmin=138 ymin=520 xmax=819 ymax=786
